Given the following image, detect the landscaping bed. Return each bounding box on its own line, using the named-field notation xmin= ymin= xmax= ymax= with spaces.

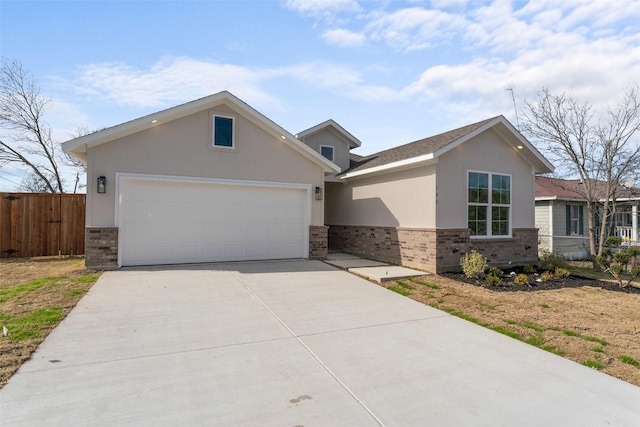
xmin=441 ymin=269 xmax=640 ymax=294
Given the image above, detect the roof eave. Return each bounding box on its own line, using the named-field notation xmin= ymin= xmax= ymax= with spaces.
xmin=340 ymin=153 xmax=435 ymax=180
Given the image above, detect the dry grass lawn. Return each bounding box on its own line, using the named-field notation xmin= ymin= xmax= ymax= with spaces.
xmin=381 ymin=274 xmax=640 ymax=387
xmin=0 ymin=257 xmax=100 ymax=388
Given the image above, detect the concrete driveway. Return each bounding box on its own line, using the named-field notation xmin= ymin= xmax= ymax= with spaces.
xmin=1 ymin=260 xmax=638 ymax=426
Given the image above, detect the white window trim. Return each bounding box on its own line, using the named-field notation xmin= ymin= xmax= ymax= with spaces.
xmin=320 ymin=145 xmax=335 ymax=162
xmin=212 ymin=114 xmax=236 ymax=149
xmin=467 ymin=170 xmax=513 ymax=239
xmin=569 ymin=204 xmax=582 ymax=236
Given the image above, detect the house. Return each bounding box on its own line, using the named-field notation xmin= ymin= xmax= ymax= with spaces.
xmin=63 ymin=92 xmax=553 ymax=272
xmin=314 ymin=116 xmax=554 ymax=272
xmin=535 ymin=176 xmax=640 ymax=260
xmin=63 ymin=91 xmax=339 ymax=269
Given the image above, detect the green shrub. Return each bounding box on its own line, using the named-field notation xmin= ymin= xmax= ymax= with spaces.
xmin=514 ymin=273 xmax=529 ymax=285
xmin=460 ymin=250 xmax=487 ymax=279
xmin=597 ymin=242 xmax=640 ymax=287
xmin=523 ymin=264 xmax=536 ymax=274
xmin=627 ymin=246 xmax=640 ymax=258
xmin=605 ymin=235 xmax=623 ymax=247
xmin=486 ymin=274 xmax=502 ymax=286
xmin=554 ymin=267 xmax=571 ymax=278
xmin=538 ymin=251 xmax=565 ymax=272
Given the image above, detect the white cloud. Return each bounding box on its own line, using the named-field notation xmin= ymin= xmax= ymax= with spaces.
xmin=47 ymin=99 xmax=92 ymax=141
xmin=284 ymin=0 xmax=361 ymax=15
xmin=366 ymin=7 xmax=468 ymax=51
xmin=67 ymin=57 xmax=404 ymax=113
xmin=430 ymin=0 xmax=469 ymax=9
xmin=322 ymin=28 xmax=366 ymax=47
xmin=72 ymin=57 xmax=281 ymax=110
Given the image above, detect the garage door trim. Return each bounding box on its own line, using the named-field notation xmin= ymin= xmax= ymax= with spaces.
xmin=115 ymin=172 xmax=311 ymax=267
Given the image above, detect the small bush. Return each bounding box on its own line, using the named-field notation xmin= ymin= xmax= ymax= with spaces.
xmin=460 ymin=250 xmax=487 ymax=279
xmin=597 ymin=241 xmax=640 ymax=287
xmin=514 ymin=273 xmax=529 ymax=285
xmin=605 ymin=235 xmax=623 ymax=247
xmin=538 ymin=251 xmax=565 ymax=272
xmin=488 ymin=266 xmax=503 ymax=277
xmin=540 ymin=271 xmax=554 ymax=281
xmin=523 ymin=264 xmax=536 ymax=274
xmin=486 ymin=274 xmax=502 ymax=286
xmin=554 ymin=267 xmax=571 ymax=278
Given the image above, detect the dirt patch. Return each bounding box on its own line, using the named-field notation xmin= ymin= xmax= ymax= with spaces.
xmin=383 ymin=274 xmax=640 ymax=387
xmin=0 ymin=257 xmax=100 ymax=388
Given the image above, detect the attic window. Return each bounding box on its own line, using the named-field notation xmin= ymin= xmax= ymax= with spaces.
xmin=213 ymin=115 xmax=234 ymax=148
xmin=320 ymin=145 xmax=334 ymax=161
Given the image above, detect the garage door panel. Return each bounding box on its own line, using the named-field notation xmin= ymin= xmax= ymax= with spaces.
xmin=120 ymin=178 xmax=308 ymax=266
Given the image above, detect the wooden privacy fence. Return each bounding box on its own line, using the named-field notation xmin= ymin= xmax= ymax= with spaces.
xmin=0 ymin=192 xmax=86 ymax=258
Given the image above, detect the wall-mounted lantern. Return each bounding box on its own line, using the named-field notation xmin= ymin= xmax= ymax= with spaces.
xmin=97 ymin=176 xmax=106 ymax=194
xmin=315 ymin=186 xmax=323 ymax=200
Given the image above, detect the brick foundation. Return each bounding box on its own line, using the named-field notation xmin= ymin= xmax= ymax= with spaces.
xmin=309 ymin=226 xmax=328 ymax=259
xmin=328 ymin=225 xmax=539 ymax=273
xmin=85 ymin=227 xmax=119 ymax=270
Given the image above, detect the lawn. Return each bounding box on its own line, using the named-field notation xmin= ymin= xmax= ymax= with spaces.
xmin=0 ymin=257 xmax=101 ymax=388
xmin=381 ymin=273 xmax=640 ymax=387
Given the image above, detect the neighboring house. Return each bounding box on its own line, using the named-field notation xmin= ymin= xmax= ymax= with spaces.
xmin=535 ymin=176 xmax=640 ymax=260
xmin=312 ymin=116 xmax=554 ymax=272
xmin=63 ymin=92 xmax=554 ymax=272
xmin=63 ymin=91 xmax=339 ymax=269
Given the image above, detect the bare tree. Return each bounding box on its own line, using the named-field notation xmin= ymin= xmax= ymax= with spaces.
xmin=0 ymin=59 xmax=75 ymax=193
xmin=522 ymin=86 xmax=640 ymax=263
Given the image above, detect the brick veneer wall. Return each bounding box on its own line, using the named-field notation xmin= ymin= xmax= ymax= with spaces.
xmin=328 ymin=225 xmax=539 ymax=273
xmin=85 ymin=227 xmax=118 ymax=270
xmin=309 ymin=225 xmax=328 ymax=259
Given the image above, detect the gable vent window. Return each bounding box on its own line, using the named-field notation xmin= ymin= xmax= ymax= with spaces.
xmin=320 ymin=145 xmax=334 ymax=161
xmin=213 ymin=115 xmax=234 ymax=148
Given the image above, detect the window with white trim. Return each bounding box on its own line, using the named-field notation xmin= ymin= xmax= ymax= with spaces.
xmin=468 ymin=171 xmax=511 ymax=237
xmin=320 ymin=145 xmax=334 ymax=161
xmin=213 ymin=115 xmax=234 ymax=148
xmin=566 ymin=204 xmax=584 ymax=235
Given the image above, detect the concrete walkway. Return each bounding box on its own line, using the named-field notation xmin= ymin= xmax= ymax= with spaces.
xmin=325 ymin=252 xmax=428 ymax=282
xmin=1 ymin=260 xmax=638 ymax=426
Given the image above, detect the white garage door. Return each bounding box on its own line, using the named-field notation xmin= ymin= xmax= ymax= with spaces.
xmin=119 ymin=177 xmax=309 ymax=266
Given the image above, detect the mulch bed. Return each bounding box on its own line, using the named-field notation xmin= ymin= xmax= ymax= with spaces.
xmin=440 ymin=271 xmax=640 ymax=294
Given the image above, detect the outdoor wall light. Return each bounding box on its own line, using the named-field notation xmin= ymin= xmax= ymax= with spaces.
xmin=315 ymin=186 xmax=323 ymax=200
xmin=97 ymin=176 xmax=106 ymax=194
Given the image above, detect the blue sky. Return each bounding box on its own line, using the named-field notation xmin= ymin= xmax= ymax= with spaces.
xmin=1 ymin=0 xmax=639 ymax=191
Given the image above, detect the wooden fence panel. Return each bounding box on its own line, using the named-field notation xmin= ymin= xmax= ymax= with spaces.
xmin=0 ymin=193 xmax=86 ymax=258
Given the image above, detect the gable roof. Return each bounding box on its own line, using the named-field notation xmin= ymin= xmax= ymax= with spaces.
xmin=536 ymin=176 xmax=640 ymax=201
xmin=341 ymin=115 xmax=553 ymax=179
xmin=62 ymin=91 xmax=340 ymax=174
xmin=296 ymin=119 xmax=362 ymax=148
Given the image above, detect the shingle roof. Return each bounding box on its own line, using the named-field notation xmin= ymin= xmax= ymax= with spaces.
xmin=344 ymin=116 xmax=498 ymax=174
xmin=535 ymin=176 xmax=640 ymax=200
